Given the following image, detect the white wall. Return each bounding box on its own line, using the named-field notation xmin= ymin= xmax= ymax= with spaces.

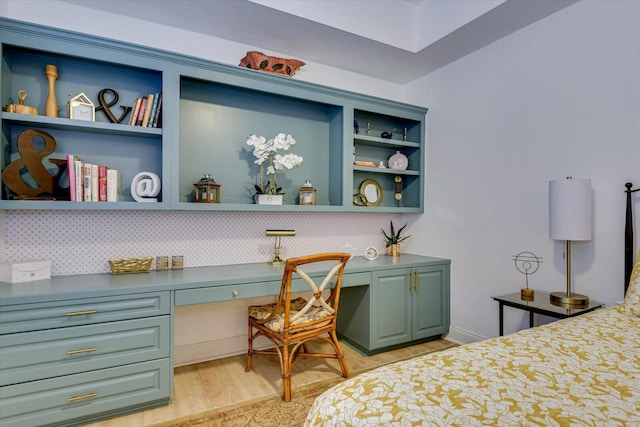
xmin=405 ymin=0 xmax=640 ymax=341
xmin=0 ymin=0 xmax=404 ymax=100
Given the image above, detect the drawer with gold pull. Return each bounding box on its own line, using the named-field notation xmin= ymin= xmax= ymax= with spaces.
xmin=0 ymin=359 xmax=170 ymax=427
xmin=0 ymin=292 xmax=170 ymax=334
xmin=0 ymin=316 xmax=170 ymax=386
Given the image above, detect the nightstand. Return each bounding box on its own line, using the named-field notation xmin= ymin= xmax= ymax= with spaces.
xmin=492 ymin=291 xmax=604 ymax=336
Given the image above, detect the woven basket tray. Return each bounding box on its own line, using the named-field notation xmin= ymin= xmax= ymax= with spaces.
xmin=108 ymin=257 xmax=153 ymax=275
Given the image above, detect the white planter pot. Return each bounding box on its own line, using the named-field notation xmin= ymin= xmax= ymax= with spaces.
xmin=257 ymin=194 xmax=283 ymax=205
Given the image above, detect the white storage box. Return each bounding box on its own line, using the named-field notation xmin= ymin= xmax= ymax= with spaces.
xmin=0 ymin=260 xmax=51 ymax=284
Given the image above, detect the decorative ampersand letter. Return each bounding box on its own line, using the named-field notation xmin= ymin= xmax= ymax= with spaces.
xmin=95 ymin=88 xmax=132 ymax=123
xmin=1 ymin=129 xmax=57 ymax=198
xmin=131 ymin=172 xmax=161 ymax=203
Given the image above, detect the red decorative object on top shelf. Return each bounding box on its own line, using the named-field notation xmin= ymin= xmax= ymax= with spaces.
xmin=239 ymin=51 xmax=305 ymax=77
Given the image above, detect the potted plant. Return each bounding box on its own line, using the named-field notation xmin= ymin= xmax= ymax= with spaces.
xmin=246 ymin=133 xmax=303 ymax=204
xmin=382 ymin=221 xmax=410 ymax=256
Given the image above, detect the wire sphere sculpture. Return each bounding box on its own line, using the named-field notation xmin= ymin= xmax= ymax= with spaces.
xmin=512 ymin=251 xmax=543 ymax=289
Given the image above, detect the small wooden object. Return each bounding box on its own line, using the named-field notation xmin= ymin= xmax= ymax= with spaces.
xmin=45 ymin=64 xmax=58 ymax=117
xmin=521 ymin=288 xmax=534 ymax=301
xmin=5 ymin=90 xmax=39 ymax=115
xmin=49 ymin=158 xmax=71 ymax=200
xmin=194 ymin=174 xmax=220 ymax=203
xmin=1 ymin=129 xmax=57 ymax=199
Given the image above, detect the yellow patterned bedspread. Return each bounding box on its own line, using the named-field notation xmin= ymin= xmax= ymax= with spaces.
xmin=305 ymin=307 xmax=640 ymax=426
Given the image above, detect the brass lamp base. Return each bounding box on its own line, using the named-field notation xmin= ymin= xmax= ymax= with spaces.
xmin=268 ymin=255 xmax=285 ymax=265
xmin=549 ymin=291 xmax=589 ymax=308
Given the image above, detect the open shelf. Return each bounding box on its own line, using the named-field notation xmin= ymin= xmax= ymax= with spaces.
xmin=351 ymin=108 xmax=424 ymax=211
xmin=1 ymin=36 xmax=165 ymax=207
xmin=177 ymin=77 xmax=343 ymax=208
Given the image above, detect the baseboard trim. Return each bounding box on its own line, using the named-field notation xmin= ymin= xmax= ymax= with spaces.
xmin=174 ymin=335 xmax=272 ymax=367
xmin=444 ymin=325 xmax=487 ymax=345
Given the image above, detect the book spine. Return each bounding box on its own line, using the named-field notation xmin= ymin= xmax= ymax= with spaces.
xmin=147 ymin=92 xmax=159 ymax=127
xmin=129 ymin=97 xmax=142 ymax=126
xmin=98 ymin=165 xmax=108 ymax=202
xmin=152 ymin=92 xmax=163 ymax=128
xmin=83 ymin=163 xmax=92 ymax=202
xmin=91 ymin=164 xmax=99 ymax=202
xmin=135 ymin=97 xmax=148 ymax=126
xmin=74 ymin=159 xmax=84 ymax=202
xmin=107 ymin=169 xmax=121 ymax=202
xmin=67 ymin=154 xmax=77 ymax=201
xmin=141 ymin=93 xmax=154 ymax=127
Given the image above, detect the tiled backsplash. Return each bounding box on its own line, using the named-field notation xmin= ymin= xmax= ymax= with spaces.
xmin=3 ymin=210 xmax=403 ymax=275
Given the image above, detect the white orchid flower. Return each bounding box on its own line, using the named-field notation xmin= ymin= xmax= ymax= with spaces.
xmin=246 ymin=132 xmax=303 ymax=197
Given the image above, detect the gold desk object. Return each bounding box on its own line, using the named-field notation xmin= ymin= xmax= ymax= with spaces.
xmin=265 ymin=230 xmax=296 ymax=265
xmin=108 ymin=257 xmax=153 ymax=275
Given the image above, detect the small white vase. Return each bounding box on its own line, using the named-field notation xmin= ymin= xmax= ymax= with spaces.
xmin=257 ymin=194 xmax=283 ymax=205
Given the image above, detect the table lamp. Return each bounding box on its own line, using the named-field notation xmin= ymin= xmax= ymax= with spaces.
xmin=549 ymin=177 xmax=592 ymax=307
xmin=265 ymin=229 xmax=296 ymax=265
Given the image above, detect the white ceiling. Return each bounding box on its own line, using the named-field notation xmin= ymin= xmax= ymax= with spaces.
xmin=58 ymin=0 xmax=579 ymax=84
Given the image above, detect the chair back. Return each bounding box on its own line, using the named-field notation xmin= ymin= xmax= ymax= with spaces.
xmin=278 ymin=252 xmax=351 ymax=336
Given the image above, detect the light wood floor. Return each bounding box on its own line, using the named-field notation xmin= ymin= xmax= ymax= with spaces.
xmin=81 ymin=338 xmax=455 ymax=427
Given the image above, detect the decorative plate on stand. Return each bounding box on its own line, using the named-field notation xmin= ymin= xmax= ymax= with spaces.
xmin=388 ymin=151 xmax=408 ymax=170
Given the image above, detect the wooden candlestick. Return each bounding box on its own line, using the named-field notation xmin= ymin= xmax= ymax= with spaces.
xmin=45 ymin=64 xmax=58 ymax=117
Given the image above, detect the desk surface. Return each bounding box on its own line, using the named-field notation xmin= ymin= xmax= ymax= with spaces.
xmin=0 ymin=254 xmax=450 ymax=306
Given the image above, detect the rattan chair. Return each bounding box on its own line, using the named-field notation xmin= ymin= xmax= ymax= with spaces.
xmin=245 ymin=252 xmax=351 ymax=401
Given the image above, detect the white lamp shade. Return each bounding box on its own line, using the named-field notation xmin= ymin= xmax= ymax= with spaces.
xmin=549 ymin=178 xmax=592 ymax=241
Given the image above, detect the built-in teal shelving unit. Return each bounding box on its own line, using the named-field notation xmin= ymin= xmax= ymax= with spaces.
xmin=0 ymin=18 xmax=427 ymax=213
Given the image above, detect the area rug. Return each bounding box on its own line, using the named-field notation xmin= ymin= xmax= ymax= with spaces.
xmin=152 ymin=340 xmax=457 ymax=427
xmin=154 ymin=377 xmax=340 ymax=427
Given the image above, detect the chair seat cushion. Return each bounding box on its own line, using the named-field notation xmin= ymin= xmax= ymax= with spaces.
xmin=248 ymin=297 xmax=332 ymax=332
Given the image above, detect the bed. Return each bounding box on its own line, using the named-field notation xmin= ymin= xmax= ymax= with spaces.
xmin=305 ymin=183 xmax=640 ymax=426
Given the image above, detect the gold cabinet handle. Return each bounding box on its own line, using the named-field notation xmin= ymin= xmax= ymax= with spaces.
xmin=65 ymin=310 xmax=97 ymax=317
xmin=67 ymin=392 xmax=97 ymax=403
xmin=233 ymin=290 xmax=239 ymax=297
xmin=66 ymin=347 xmax=97 ymax=355
xmin=409 ymin=270 xmax=419 ymax=293
xmin=409 ymin=270 xmax=414 ymax=293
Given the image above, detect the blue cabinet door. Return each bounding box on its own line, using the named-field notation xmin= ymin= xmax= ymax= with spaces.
xmin=371 ymin=268 xmax=412 ymax=348
xmin=413 ymin=265 xmax=450 ymax=340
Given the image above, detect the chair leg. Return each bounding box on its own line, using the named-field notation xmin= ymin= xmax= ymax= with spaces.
xmin=282 ymin=343 xmax=292 ymax=401
xmin=329 ymin=330 xmax=350 ymax=378
xmin=245 ymin=320 xmax=253 ymax=372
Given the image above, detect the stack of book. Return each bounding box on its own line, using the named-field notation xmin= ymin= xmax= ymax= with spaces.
xmin=129 ymin=92 xmax=162 ymax=128
xmin=66 ymin=154 xmax=121 ymax=202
